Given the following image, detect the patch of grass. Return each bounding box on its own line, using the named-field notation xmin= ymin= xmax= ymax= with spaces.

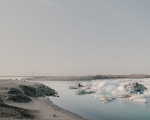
xmin=8 ymin=88 xmax=23 ymax=95
xmin=19 ymin=85 xmax=37 ymax=97
xmin=17 ymin=110 xmax=34 ymax=119
xmin=7 ymin=95 xmax=32 ymax=103
xmin=0 ymin=103 xmax=34 ymax=119
xmin=19 ymin=84 xmax=57 ymax=97
xmin=0 ymin=98 xmax=3 ymax=103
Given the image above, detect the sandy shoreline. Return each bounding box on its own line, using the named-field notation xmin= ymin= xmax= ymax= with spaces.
xmin=0 ymin=79 xmax=85 ymax=120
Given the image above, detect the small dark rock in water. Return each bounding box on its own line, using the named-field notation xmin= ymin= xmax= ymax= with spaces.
xmin=52 ymin=114 xmax=57 ymax=117
xmin=7 ymin=95 xmax=32 ymax=103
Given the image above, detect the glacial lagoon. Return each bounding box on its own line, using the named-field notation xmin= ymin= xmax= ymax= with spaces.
xmin=37 ymin=79 xmax=150 ymax=120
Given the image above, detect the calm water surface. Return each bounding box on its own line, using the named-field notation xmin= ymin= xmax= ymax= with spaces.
xmin=37 ymin=81 xmax=150 ymax=120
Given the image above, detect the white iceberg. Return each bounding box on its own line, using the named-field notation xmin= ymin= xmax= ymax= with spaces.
xmin=129 ymin=94 xmax=147 ymax=103
xmin=112 ymin=90 xmax=130 ymax=98
xmin=70 ymin=79 xmax=150 ymax=104
xmin=69 ymin=80 xmax=84 ymax=89
xmin=99 ymin=95 xmax=115 ymax=102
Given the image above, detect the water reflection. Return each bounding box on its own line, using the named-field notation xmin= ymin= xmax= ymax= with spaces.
xmin=37 ymin=80 xmax=150 ymax=120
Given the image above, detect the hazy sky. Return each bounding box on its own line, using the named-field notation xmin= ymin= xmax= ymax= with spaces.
xmin=0 ymin=0 xmax=150 ymax=76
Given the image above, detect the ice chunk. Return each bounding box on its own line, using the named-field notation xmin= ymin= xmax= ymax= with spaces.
xmin=97 ymin=81 xmax=106 ymax=88
xmin=82 ymin=82 xmax=93 ymax=87
xmin=97 ymin=81 xmax=119 ymax=88
xmin=79 ymin=86 xmax=90 ymax=90
xmin=104 ymin=85 xmax=117 ymax=91
xmin=89 ymin=85 xmax=101 ymax=92
xmin=132 ymin=98 xmax=147 ymax=103
xmin=76 ymin=88 xmax=97 ymax=95
xmin=85 ymin=89 xmax=97 ymax=93
xmin=75 ymin=89 xmax=86 ymax=94
xmin=129 ymin=94 xmax=141 ymax=101
xmin=117 ymin=85 xmax=125 ymax=91
xmin=69 ymin=81 xmax=84 ymax=89
xmin=69 ymin=85 xmax=78 ymax=89
xmin=92 ymin=81 xmax=99 ymax=86
xmin=143 ymin=90 xmax=150 ymax=97
xmin=99 ymin=96 xmax=115 ymax=102
xmin=93 ymin=94 xmax=101 ymax=99
xmin=95 ymin=89 xmax=112 ymax=96
xmin=112 ymin=90 xmax=130 ymax=98
xmin=129 ymin=94 xmax=147 ymax=103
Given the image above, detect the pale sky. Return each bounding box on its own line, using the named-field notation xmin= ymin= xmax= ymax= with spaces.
xmin=0 ymin=0 xmax=150 ymax=76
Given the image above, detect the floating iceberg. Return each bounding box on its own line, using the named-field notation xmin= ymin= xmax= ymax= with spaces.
xmin=99 ymin=96 xmax=115 ymax=102
xmin=143 ymin=90 xmax=150 ymax=97
xmin=97 ymin=81 xmax=119 ymax=88
xmin=76 ymin=87 xmax=97 ymax=95
xmin=69 ymin=80 xmax=84 ymax=89
xmin=69 ymin=79 xmax=150 ymax=104
xmin=112 ymin=90 xmax=130 ymax=98
xmin=129 ymin=94 xmax=147 ymax=103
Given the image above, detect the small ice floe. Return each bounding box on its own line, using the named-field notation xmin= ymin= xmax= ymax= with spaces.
xmin=97 ymin=81 xmax=119 ymax=88
xmin=82 ymin=82 xmax=93 ymax=87
xmin=84 ymin=89 xmax=97 ymax=93
xmin=69 ymin=85 xmax=78 ymax=89
xmin=99 ymin=96 xmax=115 ymax=102
xmin=143 ymin=90 xmax=150 ymax=97
xmin=76 ymin=87 xmax=97 ymax=95
xmin=95 ymin=89 xmax=112 ymax=96
xmin=112 ymin=90 xmax=130 ymax=98
xmin=92 ymin=94 xmax=101 ymax=99
xmin=75 ymin=89 xmax=85 ymax=94
xmin=129 ymin=94 xmax=147 ymax=103
xmin=69 ymin=80 xmax=84 ymax=89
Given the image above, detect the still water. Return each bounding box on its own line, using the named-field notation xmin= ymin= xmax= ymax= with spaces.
xmin=36 ymin=80 xmax=150 ymax=120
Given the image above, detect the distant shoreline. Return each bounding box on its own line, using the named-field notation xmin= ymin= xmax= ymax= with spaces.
xmin=24 ymin=74 xmax=150 ymax=81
